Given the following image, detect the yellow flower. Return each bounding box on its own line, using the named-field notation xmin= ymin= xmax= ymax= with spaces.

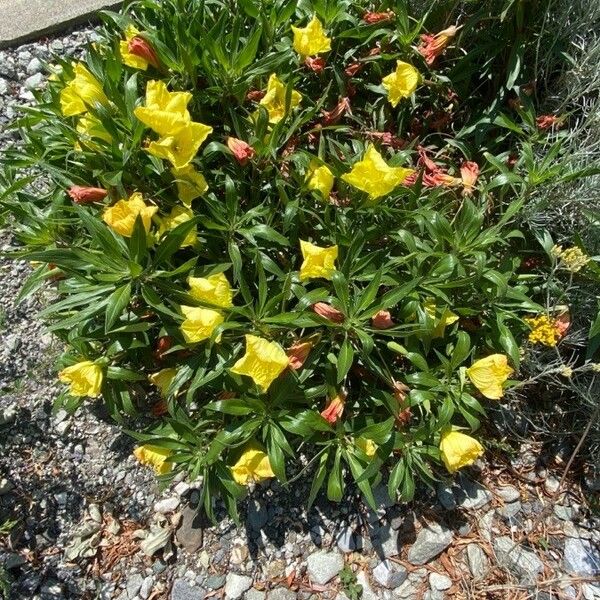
xmin=133 ymin=444 xmax=172 ymax=475
xmin=552 ymin=245 xmax=590 ymax=273
xmin=258 ymin=74 xmax=302 ymax=124
xmin=188 ymin=272 xmax=234 ymax=308
xmin=524 ymin=315 xmax=562 ymax=347
xmin=291 ymin=16 xmax=331 ymax=57
xmin=60 ymin=63 xmax=109 ymax=117
xmin=307 ymin=161 xmax=334 ymax=197
xmin=356 ymin=437 xmax=377 ymax=458
xmin=382 ymin=60 xmax=420 ymax=107
xmin=230 ymin=334 xmax=288 ymax=391
xmin=157 ymin=205 xmax=197 ymax=247
xmin=180 ymin=306 xmax=224 ymax=343
xmin=466 ymin=354 xmax=513 ymax=400
xmin=147 ymin=121 xmax=213 ymax=169
xmin=439 ymin=430 xmax=484 ymax=473
xmin=230 ymin=445 xmax=275 ymax=485
xmin=342 ymin=145 xmax=415 ymax=199
xmin=299 ymin=240 xmax=338 ymax=281
xmin=149 ymin=368 xmax=177 ymax=397
xmin=424 ymin=298 xmax=459 ymax=338
xmin=171 ymin=165 xmax=208 ymax=206
xmin=58 ymin=360 xmax=103 ymax=397
xmin=134 ymin=79 xmax=192 ymax=136
xmin=102 ymin=192 xmax=158 ymax=237
xmin=120 ymin=25 xmax=148 ymax=70
xmin=76 ymin=114 xmax=113 ymax=149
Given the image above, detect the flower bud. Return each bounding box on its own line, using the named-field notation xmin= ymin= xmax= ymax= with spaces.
xmin=287 ymin=339 xmax=314 ymax=370
xmin=372 ymin=310 xmax=394 ymax=329
xmin=312 ymin=302 xmax=344 ymax=323
xmin=68 ymin=185 xmax=108 ymax=204
xmin=460 ymin=161 xmax=479 ymax=195
xmin=128 ymin=36 xmax=160 ymax=69
xmin=363 ymin=10 xmax=394 ymax=24
xmin=227 ymin=137 xmax=256 ymax=166
xmin=320 ymin=391 xmax=346 ymax=424
xmin=304 ymin=56 xmax=326 ymax=73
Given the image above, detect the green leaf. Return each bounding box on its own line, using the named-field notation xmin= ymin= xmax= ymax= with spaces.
xmin=105 ymin=282 xmax=132 ymax=333
xmin=336 ymin=338 xmax=354 ymax=383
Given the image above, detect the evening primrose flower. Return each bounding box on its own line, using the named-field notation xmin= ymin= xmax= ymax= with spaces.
xmin=258 ymin=74 xmax=302 ymax=124
xmin=306 ymin=161 xmax=334 ymax=198
xmin=466 ymin=354 xmax=513 ymax=400
xmin=133 ymin=444 xmax=172 ymax=475
xmin=157 ymin=205 xmax=197 ymax=247
xmin=230 ymin=335 xmax=288 ymax=391
xmin=341 ymin=145 xmax=415 ymax=199
xmin=439 ymin=430 xmax=484 ymax=473
xmin=524 ymin=315 xmax=562 ymax=347
xmin=149 ymin=368 xmax=178 ymax=397
xmin=382 ymin=60 xmax=420 ymax=107
xmin=418 ymin=25 xmax=459 ymax=66
xmin=188 ymin=273 xmax=234 ymax=308
xmin=171 ymin=165 xmax=208 ymax=205
xmin=147 ymin=121 xmax=213 ymax=169
xmin=231 ymin=445 xmax=275 ymax=485
xmin=299 ymin=240 xmax=338 ymax=281
xmin=102 ymin=192 xmax=158 ymax=237
xmin=180 ymin=306 xmax=224 ymax=343
xmin=424 ymin=298 xmax=459 ymax=338
xmin=291 ymin=16 xmax=331 ymax=58
xmin=134 ymin=80 xmax=192 ymax=136
xmin=120 ymin=26 xmax=160 ymax=70
xmin=60 ymin=63 xmax=109 ymax=117
xmin=356 ymin=437 xmax=377 ymax=458
xmin=58 ymin=361 xmax=103 ymax=397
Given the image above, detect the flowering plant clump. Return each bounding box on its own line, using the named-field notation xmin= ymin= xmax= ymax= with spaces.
xmin=2 ymin=0 xmax=598 ymax=519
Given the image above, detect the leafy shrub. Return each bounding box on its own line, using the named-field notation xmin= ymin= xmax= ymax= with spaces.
xmin=2 ymin=0 xmax=598 ymax=520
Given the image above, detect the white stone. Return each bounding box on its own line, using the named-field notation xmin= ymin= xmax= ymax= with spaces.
xmin=372 ymin=560 xmax=407 ymax=589
xmin=153 ymin=496 xmax=180 ymax=513
xmin=306 ymin=550 xmax=344 ymax=585
xmin=429 ymin=572 xmax=451 ymax=591
xmin=224 ymin=573 xmax=253 ymax=600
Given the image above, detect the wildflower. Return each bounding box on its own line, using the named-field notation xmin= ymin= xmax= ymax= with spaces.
xmin=372 ymin=310 xmax=394 ymax=329
xmin=68 ymin=185 xmax=107 ymax=204
xmin=188 ymin=272 xmax=234 ymax=308
xmin=60 ymin=63 xmax=109 ymax=117
xmin=134 ymin=80 xmax=192 ymax=136
xmin=299 ymin=240 xmax=338 ymax=281
xmin=424 ymin=298 xmax=459 ymax=338
xmin=102 ymin=192 xmax=158 ymax=237
xmin=231 ymin=445 xmax=275 ymax=485
xmin=171 ymin=165 xmax=208 ymax=205
xmin=305 ymin=56 xmax=326 ymax=73
xmin=133 ymin=444 xmax=172 ymax=474
xmin=439 ymin=430 xmax=484 ymax=473
xmin=180 ymin=306 xmax=224 ymax=343
xmin=356 ymin=437 xmax=377 ymax=458
xmin=559 ymin=366 xmax=573 ymax=378
xmin=418 ymin=25 xmax=458 ymax=66
xmin=321 ymin=392 xmax=345 ymax=424
xmin=291 ymin=16 xmax=331 ymax=58
xmin=362 ymin=10 xmax=394 ymax=24
xmin=58 ymin=360 xmax=103 ymax=397
xmin=553 ymin=245 xmax=590 ymax=273
xmin=466 ymin=354 xmax=513 ymax=400
xmin=312 ymin=302 xmax=344 ymax=323
xmin=230 ymin=335 xmax=288 ymax=391
xmin=306 ymin=162 xmax=334 ymax=198
xmin=524 ymin=315 xmax=562 ymax=347
xmin=382 ymin=60 xmax=420 ymax=107
xmin=147 ymin=121 xmax=213 ymax=169
xmin=258 ymin=74 xmax=302 ymax=124
xmin=149 ymin=368 xmax=178 ymax=397
xmin=120 ymin=25 xmax=160 ymax=70
xmin=342 ymin=145 xmax=415 ymax=200
xmin=157 ymin=205 xmax=197 ymax=247
xmin=460 ymin=161 xmax=479 ymax=195
xmin=287 ymin=338 xmax=315 ymax=370
xmin=227 ymin=137 xmax=256 ymax=165
xmin=554 ymin=309 xmax=571 ymax=337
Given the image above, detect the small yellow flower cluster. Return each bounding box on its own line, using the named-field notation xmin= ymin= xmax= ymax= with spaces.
xmin=552 ymin=245 xmax=590 ymax=273
xmin=524 ymin=314 xmax=562 ymax=347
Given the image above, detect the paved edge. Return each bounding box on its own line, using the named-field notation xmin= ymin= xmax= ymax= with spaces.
xmin=0 ymin=2 xmax=123 ymax=50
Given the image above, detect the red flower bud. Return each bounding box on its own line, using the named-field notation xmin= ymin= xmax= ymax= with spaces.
xmin=363 ymin=10 xmax=394 ymax=24
xmin=304 ymin=56 xmax=326 ymax=73
xmin=226 ymin=137 xmax=256 ymax=166
xmin=128 ymin=36 xmax=160 ymax=69
xmin=372 ymin=310 xmax=394 ymax=329
xmin=246 ymin=89 xmax=266 ymax=102
xmin=320 ymin=391 xmax=346 ymax=424
xmin=312 ymin=302 xmax=344 ymax=323
xmin=287 ymin=339 xmax=314 ymax=370
xmin=68 ymin=185 xmax=108 ymax=204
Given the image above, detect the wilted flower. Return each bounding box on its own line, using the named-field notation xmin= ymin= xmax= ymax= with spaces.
xmin=188 ymin=272 xmax=234 ymax=308
xmin=230 ymin=335 xmax=289 ymax=391
xmin=133 ymin=444 xmax=172 ymax=474
xmin=460 ymin=161 xmax=480 ymax=195
xmin=246 ymin=89 xmax=266 ymax=102
xmin=180 ymin=306 xmax=224 ymax=343
xmin=287 ymin=338 xmax=315 ymax=370
xmin=321 ymin=391 xmax=345 ymax=424
xmin=364 ymin=131 xmax=406 ymax=150
xmin=372 ymin=310 xmax=394 ymax=329
xmin=291 ymin=16 xmax=331 ymax=57
xmin=466 ymin=354 xmax=513 ymax=400
xmin=312 ymin=302 xmax=344 ymax=323
xmin=536 ymin=114 xmax=560 ymax=130
xmin=306 ymin=162 xmax=334 ymax=198
xmin=321 ymin=97 xmax=351 ymax=126
xmin=149 ymin=368 xmax=177 ymax=397
xmin=154 ymin=336 xmax=173 ymax=360
xmin=524 ymin=315 xmax=563 ymax=347
xmin=68 ymin=185 xmax=107 ymax=204
xmin=439 ymin=430 xmax=484 ymax=473
xmin=231 ymin=445 xmax=275 ymax=485
xmin=299 ymin=240 xmax=338 ymax=281
xmin=362 ymin=10 xmax=394 ymax=24
xmin=344 ymin=61 xmax=363 ymax=77
xmin=418 ymin=25 xmax=458 ymax=66
xmin=559 ymin=366 xmax=574 ymax=378
xmin=258 ymin=74 xmax=302 ymax=124
xmin=102 ymin=192 xmax=158 ymax=237
xmin=304 ymin=56 xmax=326 ymax=73
xmin=60 ymin=63 xmax=109 ymax=117
xmin=171 ymin=165 xmax=208 ymax=205
xmin=227 ymin=137 xmax=256 ymax=165
xmin=58 ymin=360 xmax=103 ymax=397
xmin=382 ymin=60 xmax=420 ymax=107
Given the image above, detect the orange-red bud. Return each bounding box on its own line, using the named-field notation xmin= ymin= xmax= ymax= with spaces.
xmin=312 ymin=302 xmax=344 ymax=323
xmin=226 ymin=137 xmax=256 ymax=166
xmin=68 ymin=186 xmax=108 ymax=204
xmin=128 ymin=36 xmax=160 ymax=69
xmin=372 ymin=310 xmax=394 ymax=329
xmin=320 ymin=391 xmax=345 ymax=424
xmin=362 ymin=10 xmax=394 ymax=24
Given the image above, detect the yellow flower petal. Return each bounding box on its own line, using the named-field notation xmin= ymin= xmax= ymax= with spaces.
xmin=149 ymin=368 xmax=178 ymax=397
xmin=134 ymin=80 xmax=193 ymax=136
xmin=307 ymin=161 xmax=334 ymax=197
xmin=424 ymin=298 xmax=459 ymax=338
xmin=466 ymin=354 xmax=513 ymax=400
xmin=60 ymin=63 xmax=109 ymax=117
xmin=299 ymin=240 xmax=338 ymax=281
xmin=157 ymin=205 xmax=197 ymax=247
xmin=230 ymin=334 xmax=288 ymax=391
xmin=180 ymin=306 xmax=224 ymax=343
xmin=133 ymin=444 xmax=173 ymax=475
xmin=439 ymin=430 xmax=484 ymax=473
xmin=341 ymin=145 xmax=414 ymax=199
xmin=382 ymin=60 xmax=420 ymax=107
xmin=102 ymin=192 xmax=158 ymax=237
xmin=171 ymin=165 xmax=208 ymax=206
xmin=58 ymin=360 xmax=103 ymax=397
xmin=230 ymin=446 xmax=275 ymax=485
xmin=356 ymin=437 xmax=377 ymax=458
xmin=188 ymin=273 xmax=234 ymax=308
xmin=258 ymin=74 xmax=302 ymax=124
xmin=291 ymin=16 xmax=331 ymax=57
xmin=147 ymin=121 xmax=213 ymax=169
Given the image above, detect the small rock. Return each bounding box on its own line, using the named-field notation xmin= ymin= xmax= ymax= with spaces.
xmin=496 ymin=486 xmax=520 ymax=503
xmin=205 ymin=575 xmax=225 ymax=590
xmin=392 ymin=579 xmax=418 ymax=599
xmin=176 ymin=504 xmax=205 ymax=554
xmin=126 ymin=573 xmax=144 ymax=599
xmin=477 ymin=510 xmax=496 ymax=543
xmin=498 ymin=501 xmax=522 ymax=518
xmin=466 ymin=544 xmax=489 ymax=579
xmin=306 ymin=551 xmax=344 ymax=585
xmin=154 ymin=496 xmax=180 ymax=513
xmin=408 ymin=523 xmax=453 ymax=565
xmin=24 ymin=73 xmax=44 ymax=90
xmin=375 ymin=523 xmax=399 ymax=558
xmin=27 ymin=57 xmax=44 ymax=75
xmin=582 ymin=583 xmax=600 ymax=600
xmin=455 ymin=475 xmax=492 ymax=510
xmin=356 ymin=571 xmax=377 ymax=600
xmin=244 ymin=589 xmax=266 ymax=600
xmin=0 ymin=405 xmax=17 ymax=425
xmin=493 ymin=536 xmax=543 ymax=583
xmin=224 ymin=573 xmax=253 ymax=599
xmin=55 ymin=421 xmax=71 ymax=436
xmin=336 ymin=526 xmax=361 ymax=553
xmin=429 ymin=573 xmax=451 ymax=591
xmin=544 ymin=476 xmax=560 ymax=494
xmin=140 ymin=576 xmax=153 ymax=599
xmin=266 ymin=588 xmax=296 ymax=600
xmin=436 ymin=483 xmax=456 ymax=510
xmin=0 ymin=78 xmax=8 ymax=95
xmin=563 ymin=538 xmax=600 ymax=576
xmin=171 ymin=578 xmax=204 ymax=600
xmin=230 ymin=545 xmax=248 ymax=564
xmin=372 ymin=559 xmax=407 ymax=589
xmin=554 ymin=505 xmax=575 ymax=521
xmin=373 ymin=484 xmax=396 ymax=508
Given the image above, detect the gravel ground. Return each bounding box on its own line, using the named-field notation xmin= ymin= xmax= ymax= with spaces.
xmin=1 ymin=27 xmax=600 ymax=600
